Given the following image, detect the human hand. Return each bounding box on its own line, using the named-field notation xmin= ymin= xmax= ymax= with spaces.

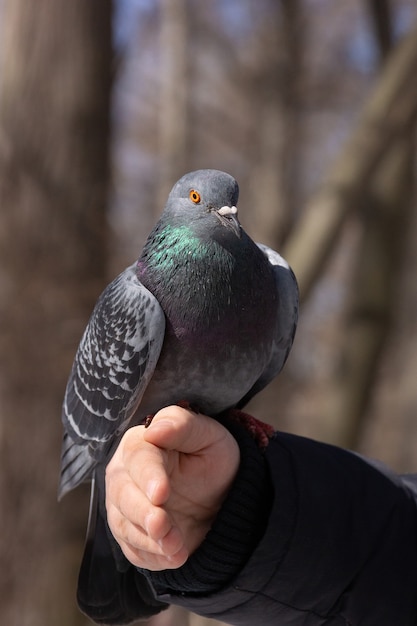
xmin=105 ymin=405 xmax=240 ymax=571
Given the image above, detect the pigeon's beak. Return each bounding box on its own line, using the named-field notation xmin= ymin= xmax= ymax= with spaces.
xmin=214 ymin=206 xmax=241 ymax=238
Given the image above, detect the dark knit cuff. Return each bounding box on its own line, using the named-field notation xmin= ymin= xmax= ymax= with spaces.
xmin=139 ymin=418 xmax=272 ymax=596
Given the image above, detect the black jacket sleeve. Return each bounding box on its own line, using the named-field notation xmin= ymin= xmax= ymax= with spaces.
xmin=139 ymin=428 xmax=417 ymax=626
xmin=79 ymin=423 xmax=417 ymax=625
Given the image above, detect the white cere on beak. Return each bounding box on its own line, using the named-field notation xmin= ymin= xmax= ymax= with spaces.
xmin=217 ymin=206 xmax=238 ymax=216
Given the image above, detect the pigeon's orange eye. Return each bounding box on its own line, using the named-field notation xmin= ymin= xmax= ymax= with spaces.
xmin=189 ymin=190 xmax=201 ymax=204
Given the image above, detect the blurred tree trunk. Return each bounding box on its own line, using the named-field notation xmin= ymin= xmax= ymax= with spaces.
xmin=283 ymin=24 xmax=417 ymax=302
xmin=367 ymin=0 xmax=393 ymax=60
xmin=322 ymin=11 xmax=416 ymax=448
xmin=248 ymin=0 xmax=303 ymax=249
xmin=0 ymin=1 xmax=112 ymax=625
xmin=156 ymin=0 xmax=188 ymax=210
xmin=321 ymin=133 xmax=415 ymax=447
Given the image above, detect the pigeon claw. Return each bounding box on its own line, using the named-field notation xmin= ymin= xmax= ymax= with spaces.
xmin=176 ymin=400 xmax=201 ymax=414
xmin=144 ymin=402 xmax=199 ymax=428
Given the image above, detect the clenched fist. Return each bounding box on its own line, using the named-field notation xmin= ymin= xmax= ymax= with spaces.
xmin=105 ymin=405 xmax=240 ymax=571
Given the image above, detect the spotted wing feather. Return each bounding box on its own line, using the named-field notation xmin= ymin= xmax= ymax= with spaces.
xmin=59 ymin=264 xmax=165 ymax=498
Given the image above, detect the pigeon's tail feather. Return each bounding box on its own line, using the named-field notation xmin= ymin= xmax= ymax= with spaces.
xmin=77 ymin=478 xmax=128 ymax=624
xmin=58 ymin=432 xmax=95 ymax=500
xmin=77 ymin=479 xmax=166 ymax=624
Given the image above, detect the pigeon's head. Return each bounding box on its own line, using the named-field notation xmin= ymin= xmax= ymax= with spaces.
xmin=164 ymin=169 xmax=241 ymax=238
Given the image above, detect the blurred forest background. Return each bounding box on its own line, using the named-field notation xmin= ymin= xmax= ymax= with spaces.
xmin=0 ymin=0 xmax=416 ymax=625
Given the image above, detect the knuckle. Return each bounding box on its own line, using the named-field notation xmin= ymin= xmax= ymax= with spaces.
xmin=124 ymin=520 xmax=142 ymax=549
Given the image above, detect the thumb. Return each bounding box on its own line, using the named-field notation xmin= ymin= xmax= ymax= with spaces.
xmin=143 ymin=405 xmax=220 ymax=454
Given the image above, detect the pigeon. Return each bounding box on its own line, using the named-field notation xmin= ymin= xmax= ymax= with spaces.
xmin=59 ymin=169 xmax=298 ymax=622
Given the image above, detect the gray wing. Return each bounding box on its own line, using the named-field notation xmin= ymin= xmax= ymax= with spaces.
xmin=237 ymin=243 xmax=299 ymax=408
xmin=59 ymin=264 xmax=165 ymax=499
